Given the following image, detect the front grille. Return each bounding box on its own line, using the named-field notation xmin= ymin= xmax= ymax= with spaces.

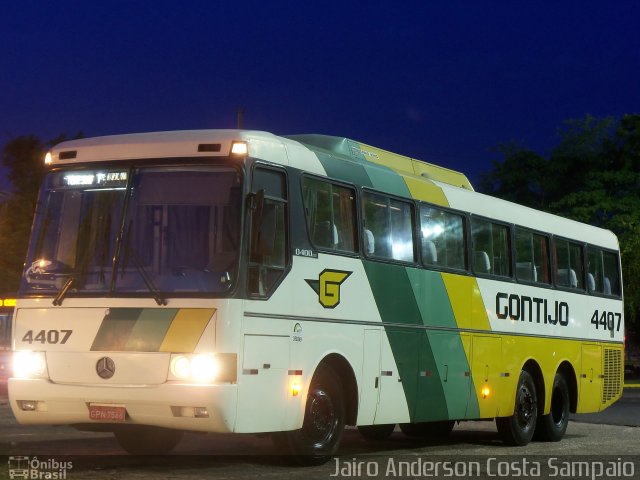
xmin=602 ymin=348 xmax=622 ymax=403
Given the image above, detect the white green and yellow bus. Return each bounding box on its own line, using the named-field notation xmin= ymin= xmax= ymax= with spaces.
xmin=9 ymin=130 xmax=623 ymax=462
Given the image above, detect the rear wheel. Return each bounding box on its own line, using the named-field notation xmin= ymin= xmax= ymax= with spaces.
xmin=358 ymin=424 xmax=396 ymax=441
xmin=272 ymin=365 xmax=345 ymax=465
xmin=535 ymin=372 xmax=570 ymax=441
xmin=496 ymin=370 xmax=538 ymax=446
xmin=113 ymin=425 xmax=184 ymax=454
xmin=399 ymin=420 xmax=455 ymax=439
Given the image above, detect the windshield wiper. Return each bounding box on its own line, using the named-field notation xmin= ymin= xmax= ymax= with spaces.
xmin=119 ymin=221 xmax=167 ymax=306
xmin=130 ymin=249 xmax=167 ymax=306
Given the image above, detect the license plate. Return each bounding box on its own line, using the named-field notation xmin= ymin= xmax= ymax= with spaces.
xmin=88 ymin=404 xmax=126 ymax=423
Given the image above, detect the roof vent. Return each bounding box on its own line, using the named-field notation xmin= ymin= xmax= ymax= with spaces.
xmin=59 ymin=150 xmax=77 ymax=160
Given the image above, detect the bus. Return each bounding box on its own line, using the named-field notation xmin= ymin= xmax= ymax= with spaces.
xmin=0 ymin=296 xmax=15 ymax=386
xmin=9 ymin=130 xmax=623 ymax=463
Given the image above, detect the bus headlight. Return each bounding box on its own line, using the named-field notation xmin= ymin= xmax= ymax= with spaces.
xmin=169 ymin=353 xmax=236 ymax=384
xmin=13 ymin=351 xmax=48 ymax=379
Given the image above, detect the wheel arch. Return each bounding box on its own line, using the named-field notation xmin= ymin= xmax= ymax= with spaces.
xmin=522 ymin=359 xmax=545 ymax=414
xmin=315 ymin=353 xmax=359 ymax=426
xmin=556 ymin=360 xmax=578 ymax=413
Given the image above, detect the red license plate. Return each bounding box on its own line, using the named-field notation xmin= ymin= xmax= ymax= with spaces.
xmin=88 ymin=404 xmax=126 ymax=423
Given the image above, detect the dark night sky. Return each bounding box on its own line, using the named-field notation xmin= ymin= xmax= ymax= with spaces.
xmin=1 ymin=1 xmax=639 ymax=189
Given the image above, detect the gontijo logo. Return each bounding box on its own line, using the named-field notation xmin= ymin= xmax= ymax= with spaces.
xmin=305 ymin=269 xmax=352 ymax=308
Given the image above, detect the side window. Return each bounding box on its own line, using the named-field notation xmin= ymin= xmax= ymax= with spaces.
xmin=471 ymin=218 xmax=511 ymax=277
xmin=302 ymin=177 xmax=357 ymax=253
xmin=362 ymin=191 xmax=415 ymax=262
xmin=515 ymin=227 xmax=551 ymax=284
xmin=554 ymin=238 xmax=584 ymax=290
xmin=587 ymin=246 xmax=621 ymax=296
xmin=419 ymin=206 xmax=466 ymax=271
xmin=248 ymin=167 xmax=288 ymax=296
xmin=587 ymin=247 xmax=603 ymax=293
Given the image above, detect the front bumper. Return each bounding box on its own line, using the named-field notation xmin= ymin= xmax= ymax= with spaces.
xmin=8 ymin=378 xmax=238 ymax=433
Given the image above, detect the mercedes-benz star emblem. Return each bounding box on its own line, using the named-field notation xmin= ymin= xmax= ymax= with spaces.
xmin=96 ymin=357 xmax=116 ymax=379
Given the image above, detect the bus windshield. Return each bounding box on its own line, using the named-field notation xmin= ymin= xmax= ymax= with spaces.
xmin=21 ymin=165 xmax=242 ymax=297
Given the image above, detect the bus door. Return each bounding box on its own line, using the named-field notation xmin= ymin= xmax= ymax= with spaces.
xmin=374 ymin=328 xmax=418 ymax=424
xmin=358 ymin=329 xmax=382 ymax=424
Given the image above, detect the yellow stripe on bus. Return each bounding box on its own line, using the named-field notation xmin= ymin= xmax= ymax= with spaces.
xmin=402 ymin=175 xmax=449 ymax=206
xmin=441 ymin=273 xmax=491 ymax=331
xmin=159 ymin=308 xmax=215 ymax=352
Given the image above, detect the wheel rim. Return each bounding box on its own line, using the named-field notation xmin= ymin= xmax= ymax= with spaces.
xmin=303 ymin=388 xmax=338 ymax=448
xmin=516 ymin=383 xmax=536 ymax=430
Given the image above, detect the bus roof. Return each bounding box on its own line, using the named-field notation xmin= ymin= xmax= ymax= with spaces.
xmin=285 ymin=134 xmax=474 ymax=191
xmin=48 ymin=130 xmax=473 ymax=190
xmin=47 ymin=129 xmax=617 ymax=250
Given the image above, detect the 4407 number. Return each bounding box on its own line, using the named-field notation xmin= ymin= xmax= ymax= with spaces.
xmin=590 ymin=310 xmax=622 ymax=332
xmin=22 ymin=329 xmax=72 ymax=344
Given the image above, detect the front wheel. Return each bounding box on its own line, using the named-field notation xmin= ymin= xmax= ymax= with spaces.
xmin=535 ymin=372 xmax=570 ymax=441
xmin=272 ymin=365 xmax=345 ymax=465
xmin=496 ymin=370 xmax=538 ymax=446
xmin=113 ymin=425 xmax=184 ymax=454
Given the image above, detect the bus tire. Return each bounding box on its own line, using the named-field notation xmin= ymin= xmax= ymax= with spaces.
xmin=273 ymin=365 xmax=345 ymax=465
xmin=534 ymin=372 xmax=570 ymax=441
xmin=358 ymin=424 xmax=396 ymax=440
xmin=113 ymin=425 xmax=184 ymax=454
xmin=496 ymin=370 xmax=538 ymax=446
xmin=400 ymin=420 xmax=455 ymax=438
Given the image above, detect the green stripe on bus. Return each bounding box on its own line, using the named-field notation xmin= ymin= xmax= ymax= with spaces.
xmin=124 ymin=308 xmax=177 ymax=351
xmin=406 ymin=269 xmax=457 ymax=329
xmin=314 ymin=152 xmax=374 ymax=188
xmin=362 ymin=163 xmax=412 ymax=197
xmin=363 ymin=261 xmax=449 ymax=422
xmin=91 ymin=308 xmax=143 ymax=351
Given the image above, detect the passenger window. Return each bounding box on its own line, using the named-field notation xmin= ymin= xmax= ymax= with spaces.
xmin=587 ymin=247 xmax=621 ymax=296
xmin=554 ymin=239 xmax=584 ymax=289
xmin=419 ymin=206 xmax=466 ymax=270
xmin=363 ymin=192 xmax=415 ymax=262
xmin=302 ymin=177 xmax=357 ymax=253
xmin=515 ymin=227 xmax=551 ymax=284
xmin=471 ymin=218 xmax=511 ymax=277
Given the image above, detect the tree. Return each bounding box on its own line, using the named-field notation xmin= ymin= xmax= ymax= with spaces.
xmin=0 ymin=133 xmax=82 ymax=292
xmin=478 ymin=143 xmax=549 ymax=209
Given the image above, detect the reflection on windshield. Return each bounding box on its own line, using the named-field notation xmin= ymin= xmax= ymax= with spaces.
xmin=22 ymin=166 xmax=242 ymax=298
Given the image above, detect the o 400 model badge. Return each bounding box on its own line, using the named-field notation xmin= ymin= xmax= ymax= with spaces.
xmin=305 ymin=269 xmax=352 ymax=309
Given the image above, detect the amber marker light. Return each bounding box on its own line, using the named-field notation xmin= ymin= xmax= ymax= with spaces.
xmin=291 ymin=381 xmax=302 ymax=397
xmin=482 ymin=386 xmax=491 ymax=398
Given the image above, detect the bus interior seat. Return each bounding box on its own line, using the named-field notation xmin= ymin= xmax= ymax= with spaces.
xmin=474 ymin=251 xmax=491 ymax=274
xmin=516 ymin=262 xmax=537 ymax=282
xmin=364 ymin=228 xmax=375 ymax=255
xmin=313 ymin=221 xmax=338 ymax=248
xmin=557 ymin=268 xmax=578 ymax=288
xmin=422 ymin=239 xmax=438 ymax=265
xmin=587 ymin=273 xmax=596 ymax=292
xmin=603 ymin=277 xmax=611 ymax=295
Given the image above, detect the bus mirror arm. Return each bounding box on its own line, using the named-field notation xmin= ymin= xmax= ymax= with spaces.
xmin=52 ymin=276 xmax=75 ymax=306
